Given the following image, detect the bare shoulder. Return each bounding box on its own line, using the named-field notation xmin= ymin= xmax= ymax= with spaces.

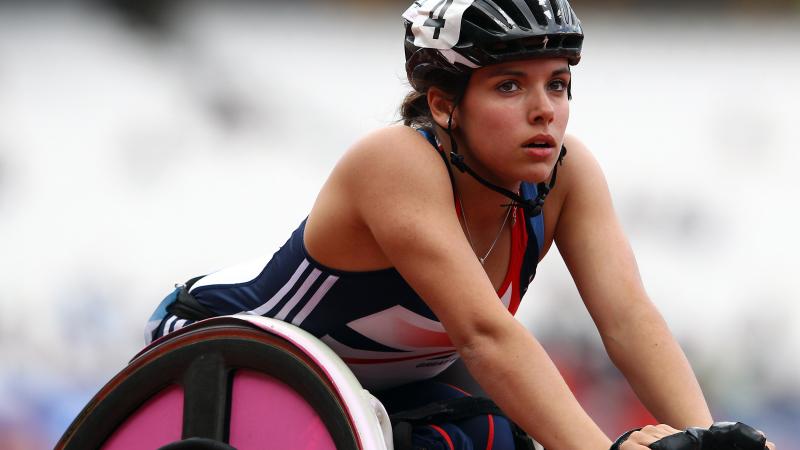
xmin=543 ymin=135 xmax=606 ymax=207
xmin=306 ymin=125 xmax=455 ymax=270
xmin=558 ymin=134 xmax=607 ymax=191
xmin=539 ymin=134 xmax=612 ymax=249
xmin=551 ymin=134 xmax=619 ymax=241
xmin=334 ymin=125 xmax=454 ymax=204
xmin=340 ymin=125 xmax=446 ymax=175
xmin=549 ymin=134 xmax=612 ymax=210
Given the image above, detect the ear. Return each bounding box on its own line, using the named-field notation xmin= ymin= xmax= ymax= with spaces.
xmin=427 ymin=87 xmax=458 ymax=130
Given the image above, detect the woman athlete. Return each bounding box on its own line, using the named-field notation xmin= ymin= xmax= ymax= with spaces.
xmin=145 ymin=1 xmax=775 ymax=449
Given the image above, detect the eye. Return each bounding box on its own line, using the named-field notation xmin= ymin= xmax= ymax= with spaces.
xmin=549 ymin=79 xmax=569 ymax=92
xmin=497 ymin=80 xmax=521 ymax=93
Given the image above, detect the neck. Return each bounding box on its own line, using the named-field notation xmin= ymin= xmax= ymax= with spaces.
xmin=456 ymin=169 xmax=515 ymax=213
xmin=434 ymin=127 xmax=520 ymax=225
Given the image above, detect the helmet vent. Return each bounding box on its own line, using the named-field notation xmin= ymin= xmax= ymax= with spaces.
xmin=491 ymin=0 xmax=532 ymax=30
xmin=560 ymin=34 xmax=582 ymax=50
xmin=548 ymin=0 xmax=563 ymax=25
xmin=488 ymin=35 xmax=548 ymax=55
xmin=522 ymin=35 xmax=550 ymax=49
xmin=485 ymin=33 xmax=581 ymax=59
xmin=465 ymin=2 xmax=512 ymax=34
xmin=525 ymin=0 xmax=550 ymax=27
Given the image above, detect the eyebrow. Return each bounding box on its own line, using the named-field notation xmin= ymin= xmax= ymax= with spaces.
xmin=487 ymin=66 xmax=571 ymax=78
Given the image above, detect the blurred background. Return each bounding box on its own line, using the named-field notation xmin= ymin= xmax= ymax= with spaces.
xmin=0 ymin=0 xmax=798 ymax=448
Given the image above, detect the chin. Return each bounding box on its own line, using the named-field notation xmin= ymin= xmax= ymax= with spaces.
xmin=520 ymin=166 xmax=554 ymax=185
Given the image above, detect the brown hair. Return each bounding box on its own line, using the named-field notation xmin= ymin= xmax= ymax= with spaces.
xmin=399 ymin=69 xmax=470 ymax=128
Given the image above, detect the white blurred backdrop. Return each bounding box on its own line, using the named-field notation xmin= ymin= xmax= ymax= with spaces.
xmin=0 ymin=1 xmax=797 ymax=448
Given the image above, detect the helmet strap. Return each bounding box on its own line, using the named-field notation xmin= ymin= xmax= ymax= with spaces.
xmin=443 ymin=102 xmax=566 ymax=217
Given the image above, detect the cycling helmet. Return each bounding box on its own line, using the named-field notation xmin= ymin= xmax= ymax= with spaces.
xmin=403 ymin=0 xmax=583 ymax=84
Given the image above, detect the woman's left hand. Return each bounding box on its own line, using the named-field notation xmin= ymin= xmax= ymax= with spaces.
xmin=642 ymin=421 xmax=776 ymax=450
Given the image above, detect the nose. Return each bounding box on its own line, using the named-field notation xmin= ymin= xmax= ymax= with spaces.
xmin=527 ymin=87 xmax=555 ymax=125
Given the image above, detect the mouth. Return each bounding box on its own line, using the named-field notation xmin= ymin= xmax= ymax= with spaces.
xmin=522 ymin=134 xmax=557 ymax=149
xmin=522 ymin=135 xmax=557 ymax=158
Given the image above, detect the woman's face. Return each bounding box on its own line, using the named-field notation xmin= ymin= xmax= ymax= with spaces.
xmin=455 ymin=57 xmax=571 ymax=187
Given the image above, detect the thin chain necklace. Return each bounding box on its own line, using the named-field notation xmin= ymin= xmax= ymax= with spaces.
xmin=457 ymin=194 xmax=513 ymax=265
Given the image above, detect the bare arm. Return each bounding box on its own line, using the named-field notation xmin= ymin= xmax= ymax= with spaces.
xmin=335 ymin=127 xmax=612 ymax=450
xmin=554 ymin=135 xmax=713 ymax=429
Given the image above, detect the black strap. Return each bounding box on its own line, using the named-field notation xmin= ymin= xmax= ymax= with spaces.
xmin=166 ymin=276 xmax=217 ymax=321
xmin=390 ymin=396 xmax=504 ymax=425
xmin=389 ymin=396 xmax=536 ymax=450
xmin=448 ymin=147 xmax=566 ymax=217
xmin=432 ymin=136 xmax=459 ymax=194
xmin=391 ymin=422 xmax=414 ymax=450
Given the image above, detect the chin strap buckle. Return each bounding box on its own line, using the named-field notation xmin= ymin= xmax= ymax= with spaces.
xmin=449 ymin=152 xmax=468 ymax=172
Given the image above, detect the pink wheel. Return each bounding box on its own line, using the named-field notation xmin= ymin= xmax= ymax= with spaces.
xmin=57 ymin=319 xmax=366 ymax=450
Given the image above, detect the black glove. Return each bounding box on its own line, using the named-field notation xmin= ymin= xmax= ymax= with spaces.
xmin=706 ymin=422 xmax=766 ymax=450
xmin=649 ymin=422 xmax=766 ymax=450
